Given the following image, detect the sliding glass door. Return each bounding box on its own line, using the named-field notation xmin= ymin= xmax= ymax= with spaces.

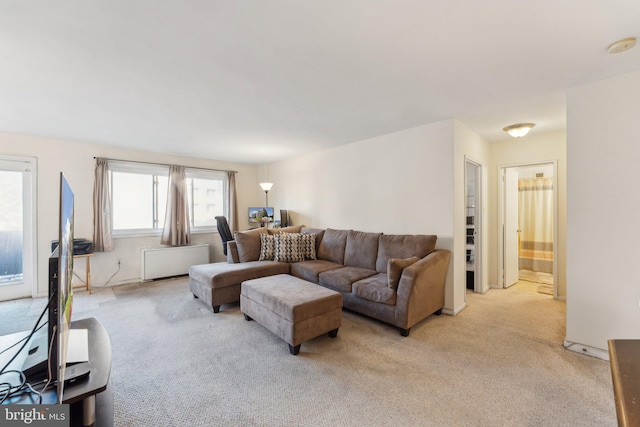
xmin=0 ymin=156 xmax=36 ymax=301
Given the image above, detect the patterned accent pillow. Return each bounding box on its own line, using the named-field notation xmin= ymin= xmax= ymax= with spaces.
xmin=301 ymin=233 xmax=316 ymax=260
xmin=274 ymin=233 xmax=305 ymax=263
xmin=258 ymin=233 xmax=275 ymax=261
xmin=387 ymin=256 xmax=421 ymax=289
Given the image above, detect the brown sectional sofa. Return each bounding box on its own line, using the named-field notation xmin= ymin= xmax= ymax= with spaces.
xmin=189 ymin=225 xmax=450 ymax=336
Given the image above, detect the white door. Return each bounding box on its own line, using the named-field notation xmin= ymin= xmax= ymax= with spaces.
xmin=504 ymin=168 xmax=519 ymax=288
xmin=0 ymin=156 xmax=36 ymax=301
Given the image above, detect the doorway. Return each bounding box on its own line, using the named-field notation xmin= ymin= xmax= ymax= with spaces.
xmin=465 ymin=157 xmax=483 ymax=293
xmin=499 ymin=161 xmax=557 ymax=298
xmin=0 ymin=155 xmax=36 ymax=301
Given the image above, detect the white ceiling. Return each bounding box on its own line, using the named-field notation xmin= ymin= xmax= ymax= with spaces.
xmin=1 ymin=1 xmax=639 ymax=164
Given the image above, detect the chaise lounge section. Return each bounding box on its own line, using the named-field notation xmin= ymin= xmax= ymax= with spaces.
xmin=189 ymin=225 xmax=450 ymax=336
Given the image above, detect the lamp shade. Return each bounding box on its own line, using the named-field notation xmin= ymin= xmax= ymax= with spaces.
xmin=503 ymin=123 xmax=535 ymax=138
xmin=259 ymin=182 xmax=273 ymax=192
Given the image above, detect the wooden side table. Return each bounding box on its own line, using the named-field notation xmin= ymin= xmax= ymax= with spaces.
xmin=74 ymin=253 xmax=94 ymax=294
xmin=608 ymin=339 xmax=640 ymax=427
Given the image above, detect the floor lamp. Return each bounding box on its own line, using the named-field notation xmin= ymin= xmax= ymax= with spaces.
xmin=259 ymin=182 xmax=273 ymax=207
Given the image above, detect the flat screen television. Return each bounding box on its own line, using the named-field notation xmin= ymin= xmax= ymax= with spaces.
xmin=248 ymin=207 xmax=274 ymax=224
xmin=20 ymin=172 xmax=74 ymax=403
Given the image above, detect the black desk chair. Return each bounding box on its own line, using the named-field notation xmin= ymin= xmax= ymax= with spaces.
xmin=215 ymin=216 xmax=233 ymax=256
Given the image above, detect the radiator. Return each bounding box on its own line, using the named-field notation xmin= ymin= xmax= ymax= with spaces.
xmin=141 ymin=244 xmax=209 ymax=281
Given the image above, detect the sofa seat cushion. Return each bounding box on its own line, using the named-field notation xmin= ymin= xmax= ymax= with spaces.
xmin=352 ymin=273 xmax=397 ymax=305
xmin=318 ymin=266 xmax=378 ymax=293
xmin=290 ymin=259 xmax=343 ymax=284
xmin=189 ymin=261 xmax=290 ymax=289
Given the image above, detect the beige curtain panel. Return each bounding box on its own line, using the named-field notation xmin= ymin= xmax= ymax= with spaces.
xmin=161 ymin=165 xmax=191 ymax=246
xmin=518 ymin=177 xmax=553 ymax=273
xmin=227 ymin=171 xmax=238 ymax=233
xmin=93 ymin=157 xmax=114 ymax=252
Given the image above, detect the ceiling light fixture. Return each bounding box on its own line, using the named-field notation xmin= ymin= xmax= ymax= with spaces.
xmin=607 ymin=37 xmax=636 ymax=54
xmin=503 ymin=123 xmax=535 ymax=138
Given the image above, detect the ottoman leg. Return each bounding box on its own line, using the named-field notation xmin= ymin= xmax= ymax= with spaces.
xmin=328 ymin=328 xmax=339 ymax=338
xmin=289 ymin=344 xmax=301 ymax=355
xmin=213 ymin=305 xmax=220 ymax=313
xmin=244 ymin=313 xmax=253 ymax=321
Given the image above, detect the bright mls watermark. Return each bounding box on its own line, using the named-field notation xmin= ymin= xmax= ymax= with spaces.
xmin=2 ymin=405 xmax=69 ymax=426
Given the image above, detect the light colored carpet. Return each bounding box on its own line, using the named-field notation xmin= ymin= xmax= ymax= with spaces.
xmin=511 ymin=280 xmax=554 ymax=297
xmin=519 ymin=269 xmax=554 ymax=286
xmin=0 ymin=277 xmax=616 ymax=426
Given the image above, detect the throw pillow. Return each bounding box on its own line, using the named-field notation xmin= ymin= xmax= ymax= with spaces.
xmin=387 ymin=256 xmax=421 ymax=289
xmin=258 ymin=233 xmax=275 ymax=261
xmin=234 ymin=228 xmax=267 ymax=262
xmin=301 ymin=233 xmax=316 ymax=260
xmin=274 ymin=233 xmax=305 ymax=263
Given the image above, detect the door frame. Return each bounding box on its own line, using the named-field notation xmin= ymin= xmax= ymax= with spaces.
xmin=498 ymin=160 xmax=558 ymax=298
xmin=464 ymin=157 xmax=484 ymax=293
xmin=0 ymin=155 xmax=37 ymax=301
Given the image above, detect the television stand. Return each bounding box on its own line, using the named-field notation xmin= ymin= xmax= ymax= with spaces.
xmin=64 ymin=318 xmax=112 ymax=427
xmin=0 ymin=317 xmax=112 ymax=427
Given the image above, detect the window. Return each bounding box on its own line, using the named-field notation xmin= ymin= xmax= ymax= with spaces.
xmin=0 ymin=155 xmax=36 ymax=301
xmin=186 ymin=170 xmax=226 ymax=228
xmin=110 ymin=162 xmax=226 ymax=236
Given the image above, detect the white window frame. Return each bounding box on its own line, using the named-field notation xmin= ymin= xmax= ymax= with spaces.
xmin=0 ymin=155 xmax=37 ymax=300
xmin=185 ymin=169 xmax=228 ymax=233
xmin=109 ymin=161 xmax=227 ymax=238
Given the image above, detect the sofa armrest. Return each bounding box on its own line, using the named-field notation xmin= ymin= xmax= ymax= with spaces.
xmin=395 ymin=249 xmax=451 ymax=330
xmin=226 ymin=240 xmax=240 ymax=263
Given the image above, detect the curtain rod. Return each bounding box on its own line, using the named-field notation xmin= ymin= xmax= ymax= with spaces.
xmin=93 ymin=157 xmax=238 ymax=174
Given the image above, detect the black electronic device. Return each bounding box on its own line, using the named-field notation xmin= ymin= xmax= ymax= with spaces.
xmin=51 ymin=238 xmax=93 ymax=255
xmin=248 ymin=207 xmax=274 ymax=224
xmin=64 ymin=361 xmax=91 ymax=385
xmin=21 ymin=173 xmax=75 ymax=404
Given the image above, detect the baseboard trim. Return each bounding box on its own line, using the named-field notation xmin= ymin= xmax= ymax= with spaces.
xmin=442 ymin=302 xmax=466 ymax=316
xmin=563 ymin=340 xmax=609 ymax=361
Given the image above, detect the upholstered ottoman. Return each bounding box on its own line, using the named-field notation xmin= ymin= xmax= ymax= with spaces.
xmin=189 ymin=261 xmax=290 ymax=312
xmin=240 ymin=274 xmax=343 ymax=355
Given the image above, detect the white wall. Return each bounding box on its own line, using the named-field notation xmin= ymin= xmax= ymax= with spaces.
xmin=0 ymin=131 xmax=259 ymax=296
xmin=454 ymin=121 xmax=491 ymax=301
xmin=565 ymin=70 xmax=640 ymax=358
xmin=269 ymin=119 xmax=476 ymax=312
xmin=489 ymin=130 xmax=567 ymax=297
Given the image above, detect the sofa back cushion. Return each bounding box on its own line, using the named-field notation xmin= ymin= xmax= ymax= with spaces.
xmin=344 ymin=230 xmax=382 ymax=270
xmin=267 ymin=225 xmax=304 ymax=235
xmin=317 ymin=228 xmax=349 ymax=264
xmin=234 ymin=228 xmax=268 ymax=262
xmin=375 ymin=234 xmax=437 ymax=273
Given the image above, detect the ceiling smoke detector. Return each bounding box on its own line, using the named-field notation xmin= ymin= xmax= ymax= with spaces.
xmin=607 ymin=37 xmax=636 ymax=54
